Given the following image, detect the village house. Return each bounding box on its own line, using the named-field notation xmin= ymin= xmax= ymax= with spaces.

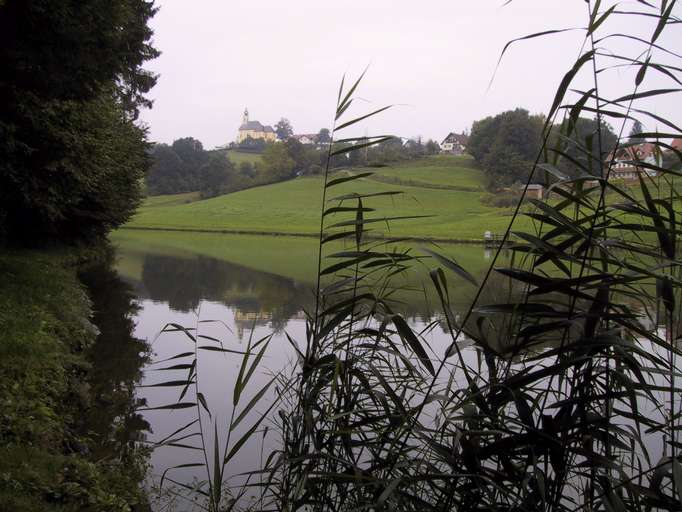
xmin=236 ymin=108 xmax=277 ymax=144
xmin=608 ymin=143 xmax=658 ymax=181
xmin=292 ymin=134 xmax=318 ymax=145
xmin=440 ymin=132 xmax=469 ymax=155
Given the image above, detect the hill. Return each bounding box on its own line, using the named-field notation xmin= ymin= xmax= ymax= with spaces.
xmin=126 ymin=155 xmax=530 ymax=241
xmin=224 ymin=149 xmax=262 ymax=165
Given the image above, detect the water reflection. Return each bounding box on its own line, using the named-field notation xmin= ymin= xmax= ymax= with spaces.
xmin=107 ymin=234 xmax=678 ymax=511
xmin=77 ymin=254 xmax=151 ymax=502
xmin=138 ymin=254 xmax=312 ymax=336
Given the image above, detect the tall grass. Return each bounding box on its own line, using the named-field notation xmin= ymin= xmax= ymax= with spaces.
xmin=274 ymin=1 xmax=682 ymax=510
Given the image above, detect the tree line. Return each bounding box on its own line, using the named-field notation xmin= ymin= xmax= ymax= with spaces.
xmin=147 ymin=134 xmax=442 ymax=198
xmin=467 ymin=108 xmax=636 ymax=191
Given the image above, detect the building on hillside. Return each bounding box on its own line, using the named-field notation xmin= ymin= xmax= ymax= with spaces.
xmin=441 ymin=132 xmax=469 ymax=155
xmin=525 ymin=184 xmax=545 ymax=200
xmin=292 ymin=134 xmax=318 ymax=145
xmin=236 ymin=108 xmax=277 ymax=144
xmin=608 ymin=143 xmax=657 ymax=181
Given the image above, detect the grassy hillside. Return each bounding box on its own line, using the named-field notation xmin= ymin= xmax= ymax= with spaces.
xmin=368 ymin=155 xmax=482 ymax=190
xmin=127 ymin=156 xmax=530 ymax=241
xmin=225 ymin=149 xmax=262 ymax=165
xmin=144 ymin=191 xmax=201 ymax=207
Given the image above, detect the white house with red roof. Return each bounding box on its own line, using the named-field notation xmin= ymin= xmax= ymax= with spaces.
xmin=608 ymin=143 xmax=658 ymax=181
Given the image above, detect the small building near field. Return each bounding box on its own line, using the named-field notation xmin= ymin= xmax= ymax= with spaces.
xmin=237 ymin=108 xmax=277 ymax=144
xmin=441 ymin=132 xmax=469 ymax=155
xmin=525 ymin=184 xmax=545 ymax=200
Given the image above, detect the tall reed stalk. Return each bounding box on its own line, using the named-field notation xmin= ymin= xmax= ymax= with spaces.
xmin=276 ymin=1 xmax=682 ymax=510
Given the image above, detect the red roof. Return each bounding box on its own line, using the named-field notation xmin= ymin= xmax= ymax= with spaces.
xmin=610 ymin=143 xmax=655 ymax=162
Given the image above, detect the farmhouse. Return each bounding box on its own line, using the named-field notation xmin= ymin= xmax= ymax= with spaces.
xmin=292 ymin=134 xmax=318 ymax=145
xmin=236 ymin=108 xmax=277 ymax=144
xmin=441 ymin=132 xmax=468 ymax=155
xmin=608 ymin=143 xmax=657 ymax=181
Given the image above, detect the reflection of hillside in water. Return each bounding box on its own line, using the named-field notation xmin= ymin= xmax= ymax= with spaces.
xmin=136 ymin=254 xmax=313 ymax=333
xmin=122 ymin=248 xmax=677 ymax=355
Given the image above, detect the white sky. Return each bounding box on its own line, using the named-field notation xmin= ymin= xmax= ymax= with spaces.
xmin=139 ymin=0 xmax=681 ymax=148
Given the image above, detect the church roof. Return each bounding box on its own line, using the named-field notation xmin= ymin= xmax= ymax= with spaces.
xmin=240 ymin=120 xmax=265 ymax=131
xmin=239 ymin=120 xmax=275 ymax=133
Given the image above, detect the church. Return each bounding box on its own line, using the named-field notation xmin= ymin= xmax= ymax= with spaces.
xmin=236 ymin=108 xmax=277 ymax=143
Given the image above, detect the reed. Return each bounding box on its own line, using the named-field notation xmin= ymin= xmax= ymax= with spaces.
xmin=276 ymin=1 xmax=682 ymax=510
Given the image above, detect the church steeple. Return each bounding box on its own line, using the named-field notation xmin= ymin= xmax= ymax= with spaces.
xmin=242 ymin=107 xmax=249 ymax=125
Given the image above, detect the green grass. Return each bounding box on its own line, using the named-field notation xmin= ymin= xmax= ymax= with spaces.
xmin=225 ymin=149 xmax=262 ymax=165
xmin=127 ymin=155 xmax=530 ymax=241
xmin=367 ymin=155 xmax=482 ymax=190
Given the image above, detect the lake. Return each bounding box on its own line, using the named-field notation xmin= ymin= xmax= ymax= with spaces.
xmin=103 ymin=230 xmax=497 ymax=509
xmin=86 ymin=230 xmax=677 ymax=511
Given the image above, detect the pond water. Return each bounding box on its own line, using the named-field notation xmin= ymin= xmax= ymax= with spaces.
xmin=104 ymin=230 xmax=495 ymax=509
xmin=90 ymin=230 xmax=677 ymax=510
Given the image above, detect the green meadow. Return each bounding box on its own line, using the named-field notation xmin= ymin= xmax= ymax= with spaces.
xmin=127 ymin=155 xmax=529 ymax=241
xmin=224 ymin=149 xmax=263 ymax=165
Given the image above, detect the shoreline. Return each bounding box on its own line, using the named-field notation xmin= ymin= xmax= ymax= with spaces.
xmin=0 ymin=248 xmax=149 ymax=510
xmin=120 ymin=225 xmax=507 ymax=245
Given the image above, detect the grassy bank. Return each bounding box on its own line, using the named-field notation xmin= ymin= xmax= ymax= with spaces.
xmin=0 ymin=249 xmax=148 ymax=511
xmin=126 ymin=156 xmax=530 ymax=241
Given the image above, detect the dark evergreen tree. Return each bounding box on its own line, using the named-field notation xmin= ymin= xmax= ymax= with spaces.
xmin=629 ymin=120 xmax=645 ymax=144
xmin=0 ymin=0 xmax=159 ymax=243
xmin=317 ymin=128 xmax=331 ymax=144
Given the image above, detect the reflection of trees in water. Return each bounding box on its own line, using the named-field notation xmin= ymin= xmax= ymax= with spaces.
xmin=140 ymin=254 xmax=313 ymax=329
xmin=137 ymin=252 xmax=536 ymax=336
xmin=77 ymin=253 xmax=150 ymax=475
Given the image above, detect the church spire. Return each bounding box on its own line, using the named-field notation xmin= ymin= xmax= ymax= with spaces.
xmin=242 ymin=107 xmax=249 ymax=125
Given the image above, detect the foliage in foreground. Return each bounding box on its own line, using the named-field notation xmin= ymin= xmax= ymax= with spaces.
xmin=0 ymin=249 xmax=150 ymax=511
xmin=273 ymin=2 xmax=682 ymax=511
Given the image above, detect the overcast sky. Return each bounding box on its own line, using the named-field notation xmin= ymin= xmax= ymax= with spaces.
xmin=139 ymin=0 xmax=680 ymax=148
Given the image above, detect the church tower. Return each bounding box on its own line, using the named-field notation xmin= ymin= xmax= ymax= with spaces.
xmin=242 ymin=108 xmax=249 ymax=126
